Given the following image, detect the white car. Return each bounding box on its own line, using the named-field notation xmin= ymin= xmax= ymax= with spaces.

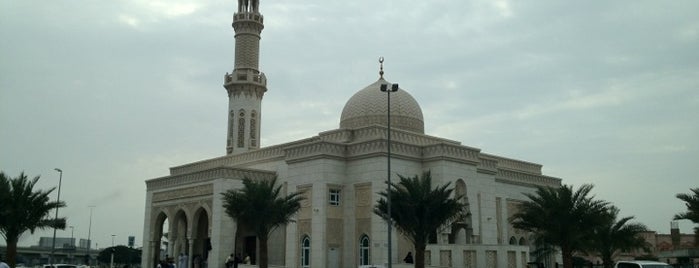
xmin=614 ymin=260 xmax=672 ymax=268
xmin=43 ymin=264 xmax=78 ymax=268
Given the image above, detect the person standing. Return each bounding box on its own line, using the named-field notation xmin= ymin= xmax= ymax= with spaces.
xmin=233 ymin=254 xmax=241 ymax=268
xmin=225 ymin=254 xmax=233 ymax=268
xmin=192 ymin=255 xmax=201 ymax=268
xmin=0 ymin=254 xmax=10 ymax=268
xmin=178 ymin=253 xmax=188 ymax=268
xmin=403 ymin=252 xmax=414 ymax=264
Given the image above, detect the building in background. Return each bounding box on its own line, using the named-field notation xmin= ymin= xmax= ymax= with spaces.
xmin=2 ymin=237 xmax=100 ymax=266
xmin=141 ymin=1 xmax=564 ymax=268
xmin=632 ymin=223 xmax=698 ymax=266
xmin=38 ymin=237 xmax=75 ymax=249
xmin=580 ymin=222 xmax=699 ymax=266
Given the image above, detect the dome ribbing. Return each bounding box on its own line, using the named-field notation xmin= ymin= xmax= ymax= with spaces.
xmin=340 ymin=78 xmax=424 ymax=133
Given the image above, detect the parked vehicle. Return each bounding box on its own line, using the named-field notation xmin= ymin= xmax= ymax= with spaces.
xmin=614 ymin=260 xmax=672 ymax=268
xmin=43 ymin=264 xmax=78 ymax=268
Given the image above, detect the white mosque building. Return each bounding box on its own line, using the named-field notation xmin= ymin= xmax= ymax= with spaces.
xmin=141 ymin=1 xmax=562 ymax=268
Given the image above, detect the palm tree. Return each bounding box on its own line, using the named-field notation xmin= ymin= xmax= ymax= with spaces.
xmin=373 ymin=171 xmax=464 ymax=268
xmin=221 ymin=177 xmax=303 ymax=268
xmin=591 ymin=206 xmax=649 ymax=268
xmin=673 ymin=188 xmax=699 ymax=246
xmin=0 ymin=171 xmax=66 ymax=268
xmin=510 ymin=184 xmax=609 ymax=268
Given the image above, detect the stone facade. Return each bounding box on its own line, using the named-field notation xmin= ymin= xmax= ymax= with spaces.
xmin=141 ymin=1 xmax=563 ymax=268
xmin=142 ymin=125 xmax=562 ymax=268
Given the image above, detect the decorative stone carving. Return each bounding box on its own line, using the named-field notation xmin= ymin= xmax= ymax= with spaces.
xmin=486 ymin=250 xmax=497 ymax=268
xmin=298 ymin=219 xmax=311 ymax=237
xmin=326 ymin=219 xmax=343 ymax=245
xmin=355 ymin=185 xmax=371 ymax=207
xmin=146 ymin=167 xmax=275 ymax=191
xmin=298 ymin=185 xmax=312 ymax=208
xmin=496 ymin=170 xmax=561 ymax=188
xmin=440 ymin=250 xmax=452 ymax=267
xmin=340 ymin=78 xmax=424 ymax=134
xmin=463 ymin=250 xmax=476 ymax=268
xmin=507 ymin=251 xmax=516 ymax=268
xmin=153 ymin=184 xmax=213 ymax=202
xmin=507 ymin=200 xmax=522 ymax=236
xmin=483 ymin=153 xmax=543 ymax=174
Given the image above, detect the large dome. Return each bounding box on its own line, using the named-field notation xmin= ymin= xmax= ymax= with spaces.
xmin=340 ymin=78 xmax=424 ymax=133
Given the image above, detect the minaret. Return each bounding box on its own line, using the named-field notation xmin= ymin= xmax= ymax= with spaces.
xmin=224 ymin=0 xmax=266 ymax=155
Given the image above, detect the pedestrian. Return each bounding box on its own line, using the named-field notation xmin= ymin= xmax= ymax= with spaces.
xmin=225 ymin=254 xmax=233 ymax=268
xmin=233 ymin=254 xmax=242 ymax=268
xmin=243 ymin=255 xmax=250 ymax=265
xmin=193 ymin=255 xmax=201 ymax=268
xmin=403 ymin=252 xmax=414 ymax=264
xmin=178 ymin=253 xmax=188 ymax=268
xmin=0 ymin=254 xmax=9 ymax=268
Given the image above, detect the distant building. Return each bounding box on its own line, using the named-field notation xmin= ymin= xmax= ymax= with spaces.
xmin=4 ymin=237 xmax=99 ymax=266
xmin=581 ymin=222 xmax=699 ymax=266
xmin=78 ymin=239 xmax=92 ymax=250
xmin=638 ymin=223 xmax=698 ymax=266
xmin=141 ymin=1 xmax=565 ymax=268
xmin=38 ymin=237 xmax=75 ymax=249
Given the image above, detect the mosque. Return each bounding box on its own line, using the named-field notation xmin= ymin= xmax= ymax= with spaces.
xmin=141 ymin=1 xmax=562 ymax=267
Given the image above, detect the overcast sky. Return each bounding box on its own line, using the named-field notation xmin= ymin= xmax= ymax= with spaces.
xmin=1 ymin=0 xmax=698 ymax=249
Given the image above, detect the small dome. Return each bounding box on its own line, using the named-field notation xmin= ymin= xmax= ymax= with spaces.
xmin=340 ymin=78 xmax=424 ymax=133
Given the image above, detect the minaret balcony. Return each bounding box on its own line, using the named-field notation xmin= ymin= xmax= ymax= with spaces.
xmin=224 ymin=69 xmax=267 ymax=87
xmin=233 ymin=12 xmax=264 ymax=24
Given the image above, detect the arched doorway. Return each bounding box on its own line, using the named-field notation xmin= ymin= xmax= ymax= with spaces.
xmin=191 ymin=207 xmax=210 ymax=267
xmin=151 ymin=211 xmax=169 ymax=267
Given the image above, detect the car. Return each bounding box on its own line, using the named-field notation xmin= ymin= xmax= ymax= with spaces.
xmin=614 ymin=260 xmax=672 ymax=268
xmin=43 ymin=264 xmax=78 ymax=268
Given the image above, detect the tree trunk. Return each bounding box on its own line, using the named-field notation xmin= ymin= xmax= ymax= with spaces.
xmin=258 ymin=236 xmax=268 ymax=268
xmin=602 ymin=252 xmax=613 ymax=268
xmin=414 ymin=242 xmax=426 ymax=268
xmin=561 ymin=244 xmax=573 ymax=268
xmin=6 ymin=236 xmax=18 ymax=268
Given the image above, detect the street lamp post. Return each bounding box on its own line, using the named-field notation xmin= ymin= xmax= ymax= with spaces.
xmin=379 ymin=66 xmax=399 ymax=268
xmin=70 ymin=226 xmax=74 ymax=246
xmin=50 ymin=168 xmax=63 ymax=266
xmin=86 ymin=206 xmax=95 ymax=266
xmin=111 ymin=235 xmax=116 ymax=268
xmin=70 ymin=226 xmax=74 ymax=264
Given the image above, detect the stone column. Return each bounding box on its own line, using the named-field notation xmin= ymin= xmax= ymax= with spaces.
xmin=168 ymin=222 xmax=177 ymax=259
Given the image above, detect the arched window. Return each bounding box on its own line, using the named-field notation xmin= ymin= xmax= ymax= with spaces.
xmin=250 ymin=110 xmax=257 ymax=147
xmin=509 ymin=236 xmax=517 ymax=245
xmin=455 ymin=179 xmax=466 ymax=198
xmin=519 ymin=237 xmax=527 ymax=245
xmin=359 ymin=235 xmax=370 ymax=265
xmin=450 ymin=178 xmax=474 ymax=244
xmin=301 ymin=236 xmax=310 ymax=268
xmin=228 ymin=110 xmax=235 ymax=146
xmin=237 ymin=109 xmax=245 ymax=148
